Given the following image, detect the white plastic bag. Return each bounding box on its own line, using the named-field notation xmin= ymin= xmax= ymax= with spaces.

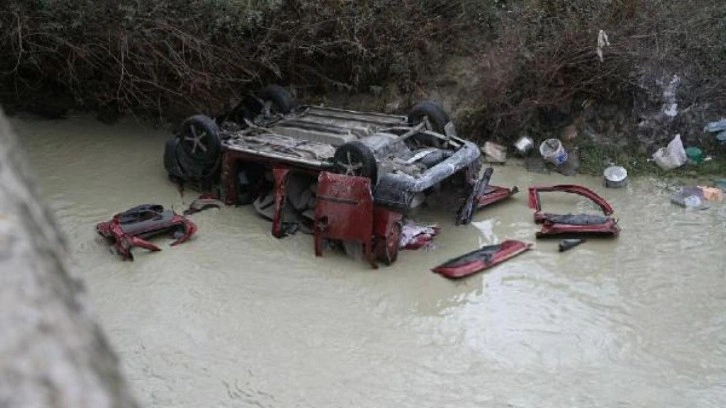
xmin=652 ymin=134 xmax=687 ymax=170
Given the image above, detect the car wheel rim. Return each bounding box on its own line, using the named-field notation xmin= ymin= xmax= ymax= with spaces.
xmin=338 ymin=151 xmax=363 ymax=176
xmin=184 ymin=124 xmax=209 ymax=155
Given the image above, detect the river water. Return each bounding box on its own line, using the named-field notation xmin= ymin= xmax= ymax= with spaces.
xmin=13 ymin=114 xmax=726 ymax=407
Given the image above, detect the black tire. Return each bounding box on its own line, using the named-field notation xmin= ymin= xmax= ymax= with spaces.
xmin=163 ymin=137 xmax=185 ymax=179
xmin=175 ymin=142 xmax=220 ymax=181
xmin=407 ymin=101 xmax=450 ymax=134
xmin=333 ymin=141 xmax=378 ymax=183
xmin=179 ymin=115 xmax=221 ymax=163
xmin=259 ymin=84 xmax=294 ymax=114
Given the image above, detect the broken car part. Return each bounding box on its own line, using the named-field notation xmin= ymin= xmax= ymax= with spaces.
xmin=183 ymin=197 xmax=224 ymax=216
xmin=400 ymin=221 xmax=440 ymax=250
xmin=528 ymin=185 xmax=620 ymax=238
xmin=96 ymin=204 xmax=197 ymax=260
xmin=312 ymin=172 xmax=404 ymax=268
xmin=559 ymin=238 xmax=585 ymax=252
xmin=456 ymin=167 xmax=493 ymax=225
xmin=432 ymin=240 xmax=532 ymax=279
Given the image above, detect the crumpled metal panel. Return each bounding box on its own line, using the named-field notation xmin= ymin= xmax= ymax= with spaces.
xmin=314 ymin=172 xmax=377 ymax=268
xmin=528 ymin=184 xmax=620 ymax=238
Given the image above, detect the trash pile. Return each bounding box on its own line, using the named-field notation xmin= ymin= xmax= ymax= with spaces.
xmin=649 ymin=118 xmax=726 ymax=172
xmin=670 ymin=185 xmax=723 ymax=208
xmin=642 ymin=118 xmax=726 ymax=210
xmin=502 ymin=133 xmax=581 ymax=177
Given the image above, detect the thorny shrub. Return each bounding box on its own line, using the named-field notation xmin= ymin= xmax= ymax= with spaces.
xmin=0 ymin=0 xmax=724 ymax=142
xmin=464 ymin=0 xmax=726 ymax=142
xmin=0 ymin=0 xmax=487 ymax=118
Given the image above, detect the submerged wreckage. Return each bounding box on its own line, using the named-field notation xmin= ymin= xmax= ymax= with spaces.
xmin=98 ymin=85 xmax=620 ymax=276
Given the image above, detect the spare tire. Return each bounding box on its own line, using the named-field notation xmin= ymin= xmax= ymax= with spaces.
xmin=407 ymin=101 xmax=450 ymax=134
xmin=259 ymin=84 xmax=295 ymax=114
xmin=179 ymin=115 xmax=221 ymax=164
xmin=333 ymin=141 xmax=378 ymax=184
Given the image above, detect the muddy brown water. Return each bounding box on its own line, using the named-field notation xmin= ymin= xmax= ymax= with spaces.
xmin=13 ymin=114 xmax=726 ymax=407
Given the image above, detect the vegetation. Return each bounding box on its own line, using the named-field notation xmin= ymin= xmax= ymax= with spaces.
xmin=1 ymin=0 xmax=725 ymax=168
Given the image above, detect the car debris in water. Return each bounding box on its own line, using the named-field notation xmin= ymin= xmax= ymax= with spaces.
xmin=457 ymin=167 xmax=494 ymax=225
xmin=183 ymin=197 xmax=225 ymax=216
xmin=307 ymin=171 xmax=408 ymax=268
xmin=400 ymin=221 xmax=440 ymax=250
xmin=161 ymin=84 xmax=523 ymax=267
xmin=96 ymin=204 xmax=197 ymax=260
xmin=559 ymin=238 xmax=585 ymax=252
xmin=528 ymin=184 xmax=620 ymax=238
xmin=432 ymin=240 xmax=532 ymax=279
xmin=669 ymin=186 xmax=721 ymax=209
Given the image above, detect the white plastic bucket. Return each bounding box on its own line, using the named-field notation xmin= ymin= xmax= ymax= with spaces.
xmin=539 ymin=138 xmax=568 ymax=166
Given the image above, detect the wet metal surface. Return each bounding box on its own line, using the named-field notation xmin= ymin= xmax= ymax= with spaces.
xmin=13 ymin=115 xmax=726 ymax=407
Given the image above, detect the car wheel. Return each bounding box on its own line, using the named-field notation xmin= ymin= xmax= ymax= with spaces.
xmin=407 ymin=101 xmax=450 ymax=134
xmin=175 ymin=141 xmax=220 ymax=181
xmin=179 ymin=115 xmax=221 ymax=163
xmin=333 ymin=141 xmax=378 ymax=184
xmin=163 ymin=136 xmax=184 ymax=178
xmin=259 ymin=84 xmax=295 ymax=114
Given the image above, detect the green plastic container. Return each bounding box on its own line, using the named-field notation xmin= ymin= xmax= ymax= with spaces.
xmin=685 ymin=147 xmax=703 ymax=164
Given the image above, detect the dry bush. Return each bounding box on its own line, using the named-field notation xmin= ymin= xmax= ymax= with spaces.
xmin=0 ymin=0 xmax=283 ymax=118
xmin=0 ymin=0 xmax=723 ymax=142
xmin=462 ymin=0 xmax=726 ymax=143
xmin=460 ymin=0 xmax=644 ymax=139
xmin=0 ymin=0 xmax=488 ymax=119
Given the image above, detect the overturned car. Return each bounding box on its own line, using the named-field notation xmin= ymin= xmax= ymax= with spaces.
xmin=166 ymin=85 xmax=483 ymax=207
xmin=163 ymin=85 xmax=517 ymax=266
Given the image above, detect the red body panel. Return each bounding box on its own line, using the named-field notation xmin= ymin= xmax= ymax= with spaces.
xmin=477 ymin=185 xmax=519 ymax=209
xmin=222 ymin=149 xmax=521 ymax=267
xmin=528 ymin=184 xmax=620 ymax=237
xmin=314 ymin=172 xmax=377 ymax=268
xmin=372 ymin=207 xmax=403 ymax=265
xmin=432 ymin=240 xmax=532 ymax=279
xmin=96 ymin=207 xmax=196 ymax=260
